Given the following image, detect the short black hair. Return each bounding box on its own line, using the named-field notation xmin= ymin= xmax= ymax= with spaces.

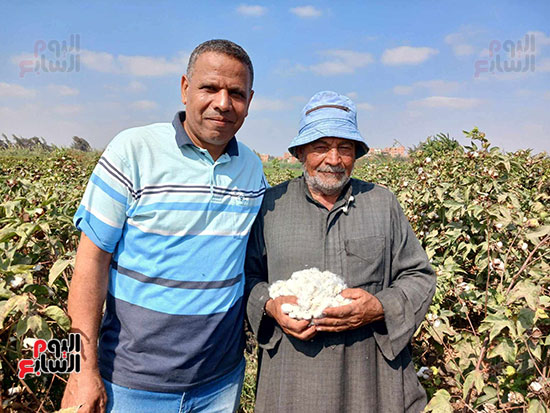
xmin=187 ymin=39 xmax=254 ymax=89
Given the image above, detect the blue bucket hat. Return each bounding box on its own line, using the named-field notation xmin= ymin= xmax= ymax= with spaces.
xmin=288 ymin=91 xmax=369 ymax=159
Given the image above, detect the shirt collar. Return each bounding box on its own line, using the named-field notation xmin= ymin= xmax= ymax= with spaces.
xmin=172 ymin=111 xmax=239 ymax=157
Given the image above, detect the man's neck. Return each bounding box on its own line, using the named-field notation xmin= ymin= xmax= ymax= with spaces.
xmin=306 ymin=184 xmax=341 ymax=211
xmin=182 ymin=121 xmax=225 ymax=161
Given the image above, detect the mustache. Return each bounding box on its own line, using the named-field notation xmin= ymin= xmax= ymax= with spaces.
xmin=316 ymin=165 xmax=346 ymax=173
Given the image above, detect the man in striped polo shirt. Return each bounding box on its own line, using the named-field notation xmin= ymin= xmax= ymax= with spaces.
xmin=61 ymin=39 xmax=266 ymax=412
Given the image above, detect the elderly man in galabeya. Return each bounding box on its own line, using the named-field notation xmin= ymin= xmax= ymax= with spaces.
xmin=245 ymin=91 xmax=436 ymax=412
xmin=61 ymin=39 xmax=266 ymax=413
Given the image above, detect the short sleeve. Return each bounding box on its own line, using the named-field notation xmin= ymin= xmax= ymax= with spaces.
xmin=74 ymin=141 xmax=135 ymax=253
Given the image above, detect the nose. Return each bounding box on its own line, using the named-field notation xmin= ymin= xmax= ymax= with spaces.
xmin=213 ymin=89 xmax=231 ymax=112
xmin=324 ymin=147 xmax=341 ymax=165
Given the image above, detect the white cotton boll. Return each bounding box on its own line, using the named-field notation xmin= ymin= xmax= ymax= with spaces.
xmin=10 ymin=276 xmax=24 ymax=288
xmin=8 ymin=386 xmax=22 ymax=396
xmin=281 ymin=303 xmax=295 ymax=314
xmin=417 ymin=366 xmax=430 ymax=379
xmin=23 ymin=337 xmax=39 ymax=349
xmin=268 ymin=268 xmax=352 ymax=320
xmin=529 ymin=381 xmax=542 ymax=392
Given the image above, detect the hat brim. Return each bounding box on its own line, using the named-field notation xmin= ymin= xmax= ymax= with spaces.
xmin=288 ymin=122 xmax=369 ymax=159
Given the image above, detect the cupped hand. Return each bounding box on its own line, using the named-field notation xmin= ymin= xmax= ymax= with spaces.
xmin=313 ymin=288 xmax=384 ymax=333
xmin=265 ymin=296 xmax=317 ymax=341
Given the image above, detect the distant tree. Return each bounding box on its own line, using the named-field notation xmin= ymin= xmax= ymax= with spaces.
xmin=409 ymin=133 xmax=462 ymax=157
xmin=0 ymin=133 xmax=10 ymax=149
xmin=71 ymin=136 xmax=92 ymax=152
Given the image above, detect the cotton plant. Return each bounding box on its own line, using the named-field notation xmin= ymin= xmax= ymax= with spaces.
xmin=268 ymin=268 xmax=352 ymax=320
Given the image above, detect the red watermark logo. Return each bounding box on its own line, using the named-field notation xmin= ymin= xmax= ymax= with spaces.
xmin=474 ymin=34 xmax=536 ymax=78
xmin=19 ymin=34 xmax=81 ymax=78
xmin=17 ymin=333 xmax=81 ymax=379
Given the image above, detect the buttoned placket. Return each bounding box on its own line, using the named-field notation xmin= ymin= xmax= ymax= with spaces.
xmin=195 ymin=147 xmax=231 ymax=202
xmin=302 ymin=181 xmax=355 ymax=291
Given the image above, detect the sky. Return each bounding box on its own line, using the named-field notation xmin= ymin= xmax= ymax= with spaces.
xmin=1 ymin=1 xmax=549 ymax=155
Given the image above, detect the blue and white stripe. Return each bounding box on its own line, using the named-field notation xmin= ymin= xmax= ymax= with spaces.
xmin=74 ymin=111 xmax=266 ymax=392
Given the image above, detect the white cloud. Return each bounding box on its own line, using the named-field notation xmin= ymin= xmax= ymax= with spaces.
xmin=393 ymin=86 xmax=414 ymax=95
xmin=130 ymin=100 xmax=158 ymax=110
xmin=454 ymin=44 xmax=475 ymax=56
xmin=51 ymin=104 xmax=83 ymax=115
xmin=393 ymin=80 xmax=459 ymax=96
xmin=515 ymin=89 xmax=535 ymax=97
xmin=118 ymin=53 xmax=189 ymax=76
xmin=48 ymin=84 xmax=79 ymax=96
xmin=527 ymin=31 xmax=550 ymax=48
xmin=409 ymin=96 xmax=481 ymax=110
xmin=445 ymin=32 xmax=475 ymax=57
xmin=381 ymin=46 xmax=438 ymax=65
xmin=537 ymin=57 xmax=550 ymax=72
xmin=79 ymin=49 xmax=189 ymax=76
xmin=393 ymin=85 xmax=415 ymax=95
xmin=345 ymin=92 xmax=358 ymax=99
xmin=479 ymin=48 xmax=490 ymax=58
xmin=80 ymin=50 xmax=118 ymax=73
xmin=127 ymin=81 xmax=147 ymax=92
xmin=310 ymin=50 xmax=374 ymax=75
xmin=356 ymin=102 xmax=374 ymax=111
xmin=0 ymin=82 xmax=37 ymax=98
xmin=250 ymin=97 xmax=286 ymax=111
xmin=414 ymin=80 xmax=460 ymax=94
xmin=290 ymin=6 xmax=322 ymax=18
xmin=237 ymin=4 xmax=267 ymax=16
xmin=444 ymin=27 xmax=482 ymax=57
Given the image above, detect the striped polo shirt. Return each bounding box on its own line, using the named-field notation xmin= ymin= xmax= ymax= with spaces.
xmin=74 ymin=111 xmax=267 ymax=392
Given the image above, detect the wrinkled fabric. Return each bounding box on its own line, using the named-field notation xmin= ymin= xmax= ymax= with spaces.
xmin=245 ymin=177 xmax=436 ymax=413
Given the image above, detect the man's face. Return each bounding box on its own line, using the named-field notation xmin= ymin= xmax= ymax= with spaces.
xmin=181 ymin=52 xmax=253 ymax=153
xmin=298 ymin=137 xmax=356 ymax=196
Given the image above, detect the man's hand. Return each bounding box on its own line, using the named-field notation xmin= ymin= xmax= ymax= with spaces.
xmin=313 ymin=288 xmax=384 ymax=332
xmin=265 ymin=296 xmax=317 ymax=341
xmin=61 ymin=369 xmax=107 ymax=413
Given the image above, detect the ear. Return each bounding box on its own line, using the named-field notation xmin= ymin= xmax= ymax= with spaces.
xmin=296 ymin=146 xmax=305 ymax=163
xmin=244 ymin=89 xmax=254 ymax=118
xmin=181 ymin=75 xmax=189 ymax=105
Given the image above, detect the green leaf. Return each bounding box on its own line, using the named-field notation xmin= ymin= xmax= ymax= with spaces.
xmin=0 ymin=226 xmax=18 ymax=242
xmin=527 ymin=399 xmax=547 ymax=413
xmin=463 ymin=369 xmax=484 ymax=399
xmin=23 ymin=284 xmax=50 ymax=297
xmin=526 ymin=225 xmax=550 ymax=243
xmin=43 ymin=305 xmax=71 ymax=331
xmin=7 ymin=264 xmax=34 ymax=274
xmin=0 ymin=295 xmax=29 ymax=328
xmin=480 ymin=313 xmax=516 ymax=342
xmin=26 ymin=315 xmax=52 ymax=340
xmin=475 ymin=385 xmax=498 ymax=407
xmin=507 ymin=280 xmax=540 ymax=310
xmin=16 ymin=317 xmax=29 ymax=337
xmin=425 ymin=389 xmax=453 ymax=413
xmin=48 ymin=258 xmax=72 ymax=286
xmin=0 ymin=285 xmax=14 ymax=299
xmin=487 ymin=337 xmax=517 ymax=364
xmin=517 ymin=308 xmax=535 ymax=335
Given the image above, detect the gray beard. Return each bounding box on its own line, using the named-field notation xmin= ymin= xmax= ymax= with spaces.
xmin=303 ymin=165 xmax=350 ymax=196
